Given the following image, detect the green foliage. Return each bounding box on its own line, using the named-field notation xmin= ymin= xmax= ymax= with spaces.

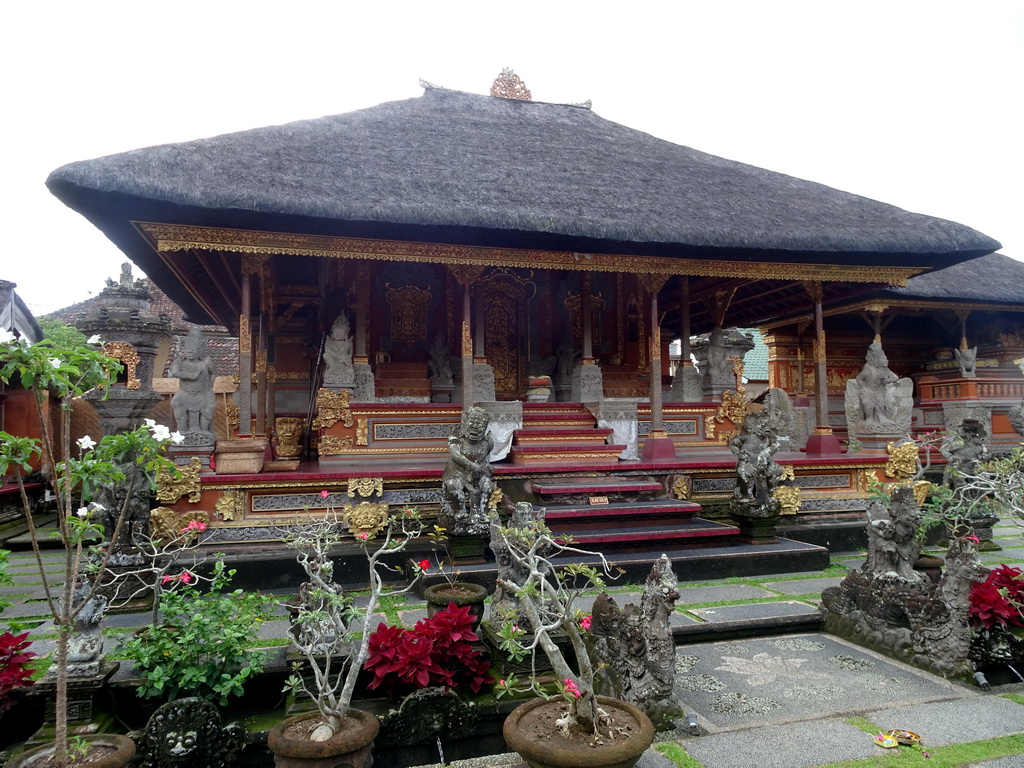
xmin=36 ymin=318 xmax=88 ymax=353
xmin=0 ymin=550 xmax=12 ymax=612
xmin=120 ymin=561 xmax=273 ymax=707
xmin=655 ymin=743 xmax=705 ymax=768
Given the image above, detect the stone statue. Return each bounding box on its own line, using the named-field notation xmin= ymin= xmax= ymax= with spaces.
xmin=92 ymin=458 xmax=152 ymax=561
xmin=322 ymin=312 xmax=354 ymax=388
xmin=119 ymin=262 xmax=134 ymax=288
xmin=588 ymin=555 xmax=681 ymax=730
xmin=1010 ymin=399 xmax=1024 ymax=437
xmin=439 ymin=406 xmax=495 ymax=537
xmin=705 ymin=326 xmax=734 ymax=387
xmin=863 ymin=485 xmax=922 ymax=581
xmin=490 ymin=502 xmax=549 ymax=625
xmin=844 ymin=340 xmax=914 ymax=436
xmin=729 ymin=410 xmax=785 ymax=510
xmin=940 ymin=417 xmax=989 ymax=489
xmin=763 ymin=387 xmax=797 ymax=444
xmin=170 ymin=327 xmax=215 ymax=436
xmin=60 ymin=579 xmax=106 ymax=677
xmin=954 ymin=346 xmax=978 ymax=378
xmin=133 ymin=697 xmax=244 ymax=768
xmin=428 ymin=332 xmax=454 ymax=386
xmin=554 ymin=341 xmax=579 ymax=386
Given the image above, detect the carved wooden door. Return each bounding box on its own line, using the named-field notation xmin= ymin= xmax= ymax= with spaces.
xmin=484 ymin=285 xmax=522 ymax=399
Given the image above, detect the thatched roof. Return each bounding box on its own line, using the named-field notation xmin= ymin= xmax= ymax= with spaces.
xmin=884 ymin=252 xmax=1024 ymax=304
xmin=48 ymin=87 xmax=998 ymax=265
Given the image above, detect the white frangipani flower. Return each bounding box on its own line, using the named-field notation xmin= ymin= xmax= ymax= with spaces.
xmin=144 ymin=418 xmax=156 ymax=427
xmin=49 ymin=357 xmax=62 ymax=369
xmin=76 ymin=507 xmax=89 ymax=518
xmin=151 ymin=424 xmax=172 ymax=441
xmin=170 ymin=431 xmax=185 ymax=445
xmin=76 ymin=435 xmax=97 ymax=451
xmin=87 ymin=335 xmax=103 ymax=345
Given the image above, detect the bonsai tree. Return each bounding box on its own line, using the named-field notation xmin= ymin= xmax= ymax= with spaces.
xmin=491 ymin=505 xmax=621 ymax=736
xmin=0 ymin=330 xmax=181 ymax=764
xmin=282 ymin=500 xmax=428 ymax=741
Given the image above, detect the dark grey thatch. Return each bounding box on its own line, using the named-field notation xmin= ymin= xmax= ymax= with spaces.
xmin=885 ymin=252 xmax=1024 ymax=304
xmin=48 ymin=87 xmax=998 ymax=264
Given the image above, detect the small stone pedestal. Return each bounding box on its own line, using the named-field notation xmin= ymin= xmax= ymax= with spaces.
xmin=571 ymin=362 xmax=604 ymax=402
xmin=968 ymin=514 xmax=1002 ymax=552
xmin=214 ymin=437 xmax=268 ymax=474
xmin=730 ymin=513 xmax=781 ymax=545
xmin=28 ymin=662 xmax=119 ymax=746
xmin=169 ymin=431 xmax=216 ymax=470
xmin=431 ymin=383 xmax=454 ymax=403
xmin=641 ymin=429 xmax=676 ymax=460
xmin=803 ymin=429 xmax=845 ymax=455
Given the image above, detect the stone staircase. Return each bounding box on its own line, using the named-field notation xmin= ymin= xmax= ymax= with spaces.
xmin=509 ymin=403 xmax=624 ymax=465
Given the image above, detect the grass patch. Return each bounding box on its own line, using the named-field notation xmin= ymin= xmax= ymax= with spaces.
xmin=818 ymin=733 xmax=1024 ymax=767
xmin=655 ymin=742 xmax=705 ymax=767
xmin=1001 ymin=693 xmax=1024 ymax=706
xmin=677 ymin=596 xmax=815 ymax=610
xmin=844 ymin=716 xmax=881 ymax=735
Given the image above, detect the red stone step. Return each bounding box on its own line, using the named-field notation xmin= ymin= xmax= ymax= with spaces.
xmin=514 ymin=428 xmax=613 ymax=445
xmin=545 ymin=501 xmax=701 ymax=531
xmin=509 ymin=443 xmax=624 ymax=465
xmin=532 ymin=478 xmax=664 ymax=496
xmin=560 ymin=520 xmax=739 ymax=549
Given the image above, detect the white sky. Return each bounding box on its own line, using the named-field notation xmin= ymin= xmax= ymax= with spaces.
xmin=4 ymin=1 xmax=1022 ymax=316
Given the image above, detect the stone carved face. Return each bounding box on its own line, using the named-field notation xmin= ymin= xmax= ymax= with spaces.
xmin=275 ymin=417 xmax=304 ymax=442
xmin=464 ymin=408 xmax=488 ymax=442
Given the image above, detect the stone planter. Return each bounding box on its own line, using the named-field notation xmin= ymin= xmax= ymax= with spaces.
xmin=268 ymin=709 xmax=380 ymax=768
xmin=214 ymin=437 xmax=268 ymax=475
xmin=424 ymin=581 xmax=488 ymax=629
xmin=7 ymin=735 xmax=135 ymax=768
xmin=503 ymin=696 xmax=654 ymax=768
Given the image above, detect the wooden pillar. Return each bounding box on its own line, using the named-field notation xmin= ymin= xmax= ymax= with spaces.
xmin=679 ymin=275 xmax=691 ymax=366
xmin=238 ymin=266 xmax=253 ymax=437
xmin=354 ymin=262 xmax=369 ymax=363
xmin=581 ymin=273 xmax=594 ymax=361
xmin=640 ymin=274 xmax=675 ymax=459
xmin=450 ymin=265 xmax=483 ymax=405
xmin=804 ymin=281 xmax=842 ymax=454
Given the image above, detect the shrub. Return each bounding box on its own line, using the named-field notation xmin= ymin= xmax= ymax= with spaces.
xmin=969 ymin=564 xmax=1024 ymax=629
xmin=120 ymin=561 xmax=273 ymax=706
xmin=0 ymin=630 xmax=36 ymax=715
xmin=364 ymin=603 xmax=492 ymax=697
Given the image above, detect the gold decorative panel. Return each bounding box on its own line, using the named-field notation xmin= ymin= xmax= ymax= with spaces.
xmin=102 ymin=341 xmax=141 ymax=390
xmin=343 ymin=501 xmax=389 ymax=537
xmin=156 ymin=457 xmax=202 ymax=504
xmin=347 ymin=477 xmax=384 ymax=498
xmin=385 ymin=283 xmax=432 ymax=343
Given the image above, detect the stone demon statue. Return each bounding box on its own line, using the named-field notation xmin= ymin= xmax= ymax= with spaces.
xmin=439 ymin=406 xmax=494 ymax=537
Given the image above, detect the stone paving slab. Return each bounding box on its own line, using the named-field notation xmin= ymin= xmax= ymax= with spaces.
xmin=863 ymin=696 xmax=1024 ymax=747
xmin=688 ymin=600 xmax=818 ymax=623
xmin=762 ymin=577 xmax=844 ymax=595
xmin=680 ymin=717 xmax=879 ymax=768
xmin=965 ymin=756 xmax=1024 ymax=767
xmin=673 ymin=634 xmax=967 ymax=734
xmin=0 ymin=600 xmax=55 ymax=619
xmin=676 ymin=584 xmax=777 ymax=604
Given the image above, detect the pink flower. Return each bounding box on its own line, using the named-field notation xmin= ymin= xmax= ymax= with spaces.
xmin=179 ymin=571 xmax=194 ymax=584
xmin=418 ymin=559 xmax=431 ymax=571
xmin=499 ymin=679 xmax=506 ymax=686
xmin=563 ymin=678 xmax=581 ymax=698
xmin=579 ymin=615 xmax=592 ymax=630
xmin=965 ymin=534 xmax=980 ymax=543
xmin=161 ymin=575 xmax=175 ymax=585
xmin=320 ymin=490 xmax=330 ymax=499
xmin=180 ymin=520 xmax=207 ymax=533
xmin=357 ymin=532 xmax=370 ymax=541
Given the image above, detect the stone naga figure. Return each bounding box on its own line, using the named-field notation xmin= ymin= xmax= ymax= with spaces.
xmin=954 ymin=346 xmax=978 ymax=378
xmin=322 ymin=312 xmax=354 ymax=387
xmin=170 ymin=327 xmax=215 ymax=435
xmin=427 ymin=332 xmax=454 ymax=386
xmin=588 ymin=555 xmax=681 ymax=730
xmin=439 ymin=406 xmax=495 ymax=537
xmin=940 ymin=417 xmax=989 ymax=490
xmin=844 ymin=340 xmax=913 ymax=435
xmin=729 ymin=410 xmax=785 ymax=511
xmin=133 ymin=697 xmax=243 ymax=768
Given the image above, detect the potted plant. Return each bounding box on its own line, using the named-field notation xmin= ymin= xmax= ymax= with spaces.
xmin=268 ymin=501 xmax=428 ymax=768
xmin=491 ymin=510 xmax=654 ymax=768
xmin=0 ymin=331 xmax=182 ymax=766
xmin=420 ymin=525 xmax=488 ymax=629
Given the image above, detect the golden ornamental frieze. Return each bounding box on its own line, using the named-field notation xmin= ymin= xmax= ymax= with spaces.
xmin=102 ymin=341 xmax=141 ymax=390
xmin=319 ymin=435 xmax=354 ymax=455
xmin=671 ymin=475 xmax=692 ymax=500
xmin=343 ymin=501 xmax=389 ymax=537
xmin=150 ymin=507 xmax=210 ymax=543
xmin=356 ymin=418 xmax=369 ymax=446
xmin=156 ymin=457 xmax=203 ymax=504
xmin=773 ymin=486 xmax=802 ymax=516
xmin=884 ymin=439 xmax=918 ymax=479
xmin=136 ymin=222 xmax=919 ymax=285
xmin=347 ymin=477 xmax=384 ymax=498
xmin=216 ymin=490 xmax=246 ymax=522
xmin=313 ymin=388 xmax=354 ymax=431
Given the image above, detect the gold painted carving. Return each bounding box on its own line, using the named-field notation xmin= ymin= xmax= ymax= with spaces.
xmin=488 ymin=487 xmax=504 ymax=511
xmin=773 ymin=486 xmax=802 ymax=516
xmin=671 ymin=475 xmax=692 ymax=500
xmin=637 ymin=273 xmax=668 ymax=295
xmin=343 ymin=501 xmax=389 ymax=537
xmin=385 ymin=283 xmax=432 ymax=343
xmin=102 ymin=341 xmax=141 ymax=390
xmin=313 ymin=388 xmax=354 ymax=430
xmin=274 ymin=417 xmax=305 ymax=460
xmin=780 ymin=465 xmax=796 ymax=482
xmin=256 ymin=347 xmax=267 ymax=374
xmin=226 ymin=402 xmax=241 ymax=431
xmin=709 ymin=287 xmax=738 ymax=327
xmin=449 ymin=264 xmax=485 ymax=287
xmin=490 ymin=68 xmax=532 ymax=100
xmin=884 ymin=440 xmax=918 ymax=479
xmin=140 ymin=223 xmax=920 ymax=285
xmin=708 ymin=357 xmax=749 ymax=439
xmin=239 ymin=315 xmax=251 ymax=354
xmin=319 ymin=435 xmax=354 ymax=455
xmin=461 ymin=320 xmax=472 ymax=357
xmin=347 ymin=476 xmax=383 ymax=498
xmin=150 ymin=507 xmax=210 ymax=543
xmin=216 ymin=490 xmax=245 ymax=522
xmin=356 ymin=418 xmax=369 ymax=446
xmin=156 ymin=457 xmax=203 ymax=504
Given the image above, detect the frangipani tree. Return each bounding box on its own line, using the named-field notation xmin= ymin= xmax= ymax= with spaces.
xmin=0 ymin=330 xmax=181 ymax=765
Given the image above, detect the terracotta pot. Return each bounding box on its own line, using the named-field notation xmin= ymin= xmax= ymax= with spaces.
xmin=423 ymin=581 xmax=488 ymax=629
xmin=268 ymin=709 xmax=379 ymax=768
xmin=503 ymin=696 xmax=655 ymax=768
xmin=7 ymin=735 xmax=135 ymax=768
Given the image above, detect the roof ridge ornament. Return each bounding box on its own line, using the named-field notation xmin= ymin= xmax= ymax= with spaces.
xmin=490 ymin=68 xmax=532 ymax=101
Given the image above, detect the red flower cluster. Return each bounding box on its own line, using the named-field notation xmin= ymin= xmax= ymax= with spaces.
xmin=969 ymin=564 xmax=1024 ymax=629
xmin=364 ymin=603 xmax=492 ymax=696
xmin=0 ymin=631 xmax=36 ymax=715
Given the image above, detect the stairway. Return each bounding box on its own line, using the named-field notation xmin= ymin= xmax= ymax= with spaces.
xmin=509 ymin=403 xmax=624 ymax=465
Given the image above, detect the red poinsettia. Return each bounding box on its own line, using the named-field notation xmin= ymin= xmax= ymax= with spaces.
xmin=969 ymin=565 xmax=1024 ymax=629
xmin=0 ymin=631 xmax=37 ymax=715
